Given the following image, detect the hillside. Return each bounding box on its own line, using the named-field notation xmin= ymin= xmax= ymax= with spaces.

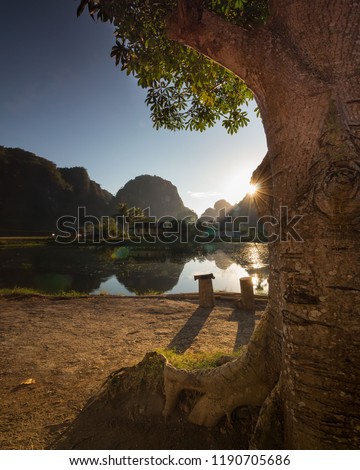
xmin=200 ymin=199 xmax=234 ymax=219
xmin=197 ymin=194 xmax=262 ymax=240
xmin=200 ymin=196 xmax=259 ymax=226
xmin=228 ymin=193 xmax=260 ymax=226
xmin=0 ymin=147 xmax=197 ymax=236
xmin=113 ymin=174 xmax=197 ymax=220
xmin=0 ymin=146 xmax=113 ymax=236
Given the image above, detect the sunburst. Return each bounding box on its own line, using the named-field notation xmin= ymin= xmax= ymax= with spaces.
xmin=247 ymin=183 xmax=258 ymax=196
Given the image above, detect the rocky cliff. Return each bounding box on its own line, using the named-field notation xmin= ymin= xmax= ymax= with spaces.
xmin=0 ymin=147 xmax=197 ymax=236
xmin=200 ymin=199 xmax=234 ymax=219
xmin=113 ymin=175 xmax=196 ymax=220
xmin=0 ymin=146 xmax=113 ymax=235
xmin=228 ymin=194 xmax=260 ymax=227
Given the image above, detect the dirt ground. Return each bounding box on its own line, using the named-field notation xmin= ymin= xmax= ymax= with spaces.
xmin=0 ymin=294 xmax=264 ymax=450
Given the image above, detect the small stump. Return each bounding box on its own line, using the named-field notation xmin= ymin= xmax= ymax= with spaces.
xmin=240 ymin=276 xmax=255 ymax=310
xmin=194 ymin=273 xmax=215 ymax=308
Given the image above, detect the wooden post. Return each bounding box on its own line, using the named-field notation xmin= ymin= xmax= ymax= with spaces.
xmin=240 ymin=276 xmax=255 ymax=310
xmin=194 ymin=273 xmax=215 ymax=308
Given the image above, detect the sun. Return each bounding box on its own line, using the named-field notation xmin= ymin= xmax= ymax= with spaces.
xmin=247 ymin=183 xmax=258 ymax=196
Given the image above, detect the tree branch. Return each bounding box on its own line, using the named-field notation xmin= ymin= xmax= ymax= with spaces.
xmin=166 ymin=0 xmax=270 ymax=92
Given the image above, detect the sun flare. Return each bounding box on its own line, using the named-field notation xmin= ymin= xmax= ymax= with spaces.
xmin=247 ymin=183 xmax=258 ymax=196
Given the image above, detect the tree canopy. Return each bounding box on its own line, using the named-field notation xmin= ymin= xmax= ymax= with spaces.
xmin=77 ymin=0 xmax=268 ymax=133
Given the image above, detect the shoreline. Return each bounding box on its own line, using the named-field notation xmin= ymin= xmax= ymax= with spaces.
xmin=0 ymin=290 xmax=268 ymax=300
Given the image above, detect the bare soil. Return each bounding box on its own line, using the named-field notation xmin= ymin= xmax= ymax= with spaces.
xmin=0 ymin=294 xmax=264 ymax=450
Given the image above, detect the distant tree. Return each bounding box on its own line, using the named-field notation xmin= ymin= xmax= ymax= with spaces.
xmin=113 ymin=202 xmax=145 ymax=238
xmin=114 ymin=202 xmax=129 ymax=219
xmin=77 ymin=0 xmax=360 ymax=449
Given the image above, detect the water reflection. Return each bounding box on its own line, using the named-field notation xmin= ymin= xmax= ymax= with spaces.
xmin=0 ymin=243 xmax=269 ymax=295
xmin=115 ymin=259 xmax=185 ymax=295
xmin=207 ymin=250 xmax=234 ymax=270
xmin=0 ymin=246 xmax=113 ymax=294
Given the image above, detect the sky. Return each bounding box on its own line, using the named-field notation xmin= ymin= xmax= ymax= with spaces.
xmin=0 ymin=0 xmax=267 ymax=216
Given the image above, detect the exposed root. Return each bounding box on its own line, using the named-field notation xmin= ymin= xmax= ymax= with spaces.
xmin=53 ymin=307 xmax=281 ymax=449
xmin=53 ymin=350 xmax=257 ymax=450
xmin=163 ymin=308 xmax=279 ymax=427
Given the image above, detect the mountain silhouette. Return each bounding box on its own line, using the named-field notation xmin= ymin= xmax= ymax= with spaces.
xmin=0 ymin=146 xmax=113 ymax=235
xmin=0 ymin=147 xmax=197 ymax=236
xmin=113 ymin=174 xmax=197 ymax=220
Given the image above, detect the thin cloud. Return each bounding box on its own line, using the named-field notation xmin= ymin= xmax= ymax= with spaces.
xmin=187 ymin=191 xmax=221 ymax=199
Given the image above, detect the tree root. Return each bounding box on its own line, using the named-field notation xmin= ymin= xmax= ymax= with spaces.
xmin=163 ymin=309 xmax=279 ymax=427
xmin=53 ymin=308 xmax=281 ymax=449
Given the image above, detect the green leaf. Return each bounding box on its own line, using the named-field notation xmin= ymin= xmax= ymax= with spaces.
xmin=77 ymin=0 xmax=267 ymax=133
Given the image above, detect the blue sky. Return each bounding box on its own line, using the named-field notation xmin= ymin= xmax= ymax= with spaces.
xmin=0 ymin=0 xmax=267 ymax=216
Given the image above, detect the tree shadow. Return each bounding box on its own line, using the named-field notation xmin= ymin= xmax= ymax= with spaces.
xmin=228 ymin=308 xmax=256 ymax=352
xmin=166 ymin=306 xmax=213 ymax=354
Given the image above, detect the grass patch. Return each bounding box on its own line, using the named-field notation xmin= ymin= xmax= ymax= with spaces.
xmin=157 ymin=348 xmax=243 ymax=370
xmin=0 ymin=287 xmax=87 ymax=297
xmin=130 ymin=289 xmax=163 ymax=296
xmin=0 ymin=237 xmax=53 ymax=249
xmin=142 ymin=289 xmax=163 ymax=296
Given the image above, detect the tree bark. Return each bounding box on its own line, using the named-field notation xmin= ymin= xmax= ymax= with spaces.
xmin=164 ymin=0 xmax=360 ymax=449
xmin=166 ymin=1 xmax=271 ymax=96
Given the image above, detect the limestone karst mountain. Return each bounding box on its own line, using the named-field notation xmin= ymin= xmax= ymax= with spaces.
xmin=0 ymin=146 xmax=113 ymax=235
xmin=200 ymin=199 xmax=234 ymax=219
xmin=113 ymin=174 xmax=197 ymax=220
xmin=0 ymin=147 xmax=197 ymax=236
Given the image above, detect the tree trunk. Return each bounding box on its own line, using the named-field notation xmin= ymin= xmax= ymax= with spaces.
xmin=165 ymin=0 xmax=360 ymax=449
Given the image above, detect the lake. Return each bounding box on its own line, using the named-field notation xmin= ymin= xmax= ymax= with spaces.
xmin=0 ymin=243 xmax=269 ymax=296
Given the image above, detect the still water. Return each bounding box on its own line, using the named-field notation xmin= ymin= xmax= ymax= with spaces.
xmin=0 ymin=243 xmax=269 ymax=296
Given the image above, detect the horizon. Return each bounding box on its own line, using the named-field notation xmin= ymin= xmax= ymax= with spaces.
xmin=1 ymin=142 xmax=254 ymax=217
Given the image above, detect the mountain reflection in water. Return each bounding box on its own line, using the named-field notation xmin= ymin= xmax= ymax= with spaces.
xmin=0 ymin=243 xmax=269 ymax=296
